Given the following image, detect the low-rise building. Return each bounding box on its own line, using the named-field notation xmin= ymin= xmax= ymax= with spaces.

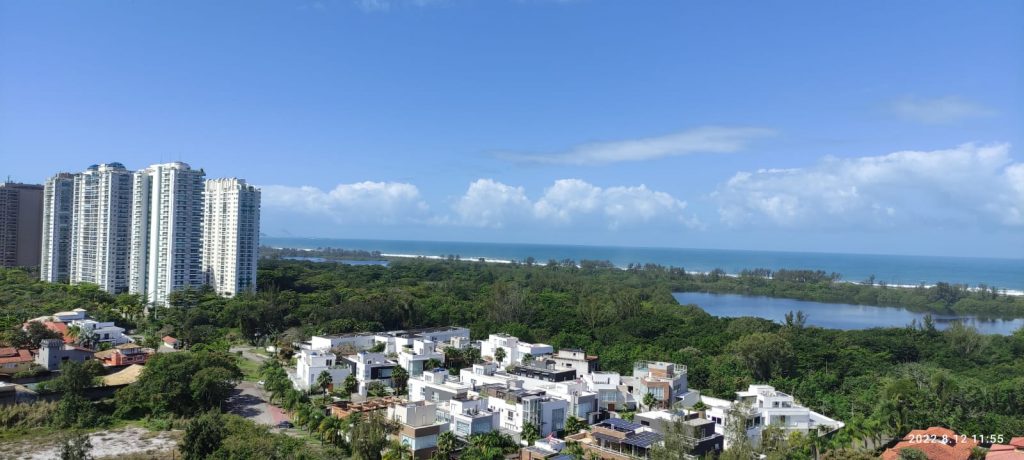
xmin=480 ymin=334 xmax=553 ymax=368
xmin=293 ymin=348 xmax=354 ymax=392
xmin=550 ymin=349 xmax=599 ymax=378
xmin=94 ymin=344 xmax=155 ymax=367
xmin=565 ymin=418 xmax=663 ymax=460
xmin=68 ymin=318 xmax=130 ymax=346
xmin=390 ymin=401 xmax=450 ymax=459
xmin=626 ymin=361 xmax=696 ymax=409
xmin=355 ymin=351 xmax=398 ymax=395
xmin=476 ymin=383 xmax=569 ymax=437
xmin=309 ymin=332 xmax=378 ymax=353
xmin=0 ymin=347 xmax=34 ymax=375
xmin=583 ymin=372 xmax=636 ymax=412
xmin=35 ymin=338 xmax=93 ymax=371
xmin=441 ymin=396 xmax=499 ymax=439
xmin=634 ymin=410 xmax=724 ymax=458
xmin=988 ymin=437 xmax=1024 ymax=459
xmin=409 ymin=369 xmax=470 ymax=403
xmin=161 ymin=336 xmax=179 ymax=349
xmin=701 ymin=385 xmax=843 ymax=448
xmin=397 ymin=339 xmax=445 ymax=377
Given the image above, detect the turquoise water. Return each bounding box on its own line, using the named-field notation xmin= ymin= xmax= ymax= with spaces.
xmin=673 ymin=292 xmax=1024 ymax=335
xmin=262 ymin=237 xmax=1024 ymax=291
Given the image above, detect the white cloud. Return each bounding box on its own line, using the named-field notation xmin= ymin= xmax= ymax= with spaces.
xmin=891 ymin=96 xmax=993 ymax=124
xmin=497 ymin=126 xmax=774 ymax=165
xmin=452 ymin=178 xmax=700 ymax=229
xmin=451 ymin=179 xmax=532 ymax=228
xmin=714 ymin=143 xmax=1024 ymax=228
xmin=261 ymin=181 xmax=428 ymax=224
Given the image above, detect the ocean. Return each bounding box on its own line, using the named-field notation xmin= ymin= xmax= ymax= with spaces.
xmin=262 ymin=237 xmax=1024 ymax=292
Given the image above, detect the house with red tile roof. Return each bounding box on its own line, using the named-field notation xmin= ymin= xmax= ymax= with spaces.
xmin=882 ymin=427 xmax=980 ymax=460
xmin=987 ymin=437 xmax=1024 ymax=459
xmin=162 ymin=336 xmax=179 ymax=349
xmin=0 ymin=347 xmax=35 ymax=375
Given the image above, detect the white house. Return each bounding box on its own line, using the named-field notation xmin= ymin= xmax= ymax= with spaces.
xmin=68 ymin=319 xmax=130 ymax=345
xmin=701 ymin=385 xmax=844 ymax=448
xmin=479 ymin=334 xmax=552 ymax=368
xmin=474 ymin=382 xmax=569 ymax=438
xmin=582 ymin=371 xmax=636 ymax=412
xmin=398 ymin=339 xmax=445 ymax=377
xmin=409 ymin=369 xmax=471 ymax=403
xmin=354 ymin=351 xmax=398 ymax=395
xmin=624 ymin=361 xmax=698 ymax=409
xmin=293 ymin=348 xmax=354 ymax=392
xmin=440 ymin=396 xmax=498 ymax=440
xmin=549 ymin=349 xmax=598 ymax=378
xmin=309 ymin=332 xmax=378 ymax=353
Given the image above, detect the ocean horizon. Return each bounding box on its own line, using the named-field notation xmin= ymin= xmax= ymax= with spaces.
xmin=263 ymin=237 xmax=1024 ymax=292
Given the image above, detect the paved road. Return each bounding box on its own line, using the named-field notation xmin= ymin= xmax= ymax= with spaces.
xmin=226 ymin=380 xmax=291 ymax=426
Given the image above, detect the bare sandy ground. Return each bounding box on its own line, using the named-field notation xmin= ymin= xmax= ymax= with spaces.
xmin=0 ymin=427 xmax=181 ymax=460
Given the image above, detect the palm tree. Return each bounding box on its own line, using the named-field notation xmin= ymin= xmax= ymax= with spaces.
xmin=391 ymin=365 xmax=409 ymax=395
xmin=423 ymin=358 xmax=444 ymax=371
xmin=66 ymin=325 xmax=81 ymax=342
xmin=343 ymin=373 xmax=359 ymax=398
xmin=383 ymin=440 xmax=413 ymax=460
xmin=316 ymin=370 xmax=333 ymax=397
xmin=493 ymin=347 xmax=507 ymax=365
xmin=643 ymin=392 xmax=657 ymax=411
xmin=435 ymin=431 xmax=458 ymax=460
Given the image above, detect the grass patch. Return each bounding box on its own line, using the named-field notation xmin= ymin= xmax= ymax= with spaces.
xmin=237 ymin=354 xmax=263 ymax=382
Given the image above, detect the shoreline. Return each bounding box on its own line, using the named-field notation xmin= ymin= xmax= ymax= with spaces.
xmin=266 ymin=246 xmax=1024 ymax=297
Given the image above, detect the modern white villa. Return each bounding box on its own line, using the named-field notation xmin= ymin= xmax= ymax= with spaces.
xmin=700 ymin=384 xmax=845 ymax=448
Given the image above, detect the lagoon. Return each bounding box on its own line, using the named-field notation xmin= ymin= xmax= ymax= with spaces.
xmin=673 ymin=292 xmax=1024 ymax=335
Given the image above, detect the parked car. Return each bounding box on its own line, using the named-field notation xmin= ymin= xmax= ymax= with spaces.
xmin=276 ymin=421 xmax=293 ymax=429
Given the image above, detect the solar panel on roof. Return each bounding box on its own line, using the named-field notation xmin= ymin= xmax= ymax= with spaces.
xmin=602 ymin=418 xmax=642 ymax=431
xmin=623 ymin=431 xmax=663 ymax=449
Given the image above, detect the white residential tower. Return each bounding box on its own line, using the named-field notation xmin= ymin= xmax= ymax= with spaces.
xmin=129 ymin=162 xmax=206 ymax=305
xmin=202 ymin=178 xmax=260 ymax=297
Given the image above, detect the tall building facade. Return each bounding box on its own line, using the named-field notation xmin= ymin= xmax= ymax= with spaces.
xmin=40 ymin=173 xmax=76 ymax=282
xmin=0 ymin=182 xmax=44 ymax=268
xmin=129 ymin=162 xmax=206 ymax=305
xmin=69 ymin=164 xmax=134 ymax=293
xmin=203 ymin=178 xmax=261 ymax=297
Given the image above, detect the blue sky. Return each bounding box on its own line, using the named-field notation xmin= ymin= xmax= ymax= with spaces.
xmin=2 ymin=0 xmax=1022 ymax=258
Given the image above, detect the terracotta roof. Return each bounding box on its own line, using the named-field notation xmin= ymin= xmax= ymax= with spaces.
xmin=882 ymin=427 xmax=979 ymax=460
xmin=0 ymin=348 xmax=33 ymax=364
xmin=1013 ymin=438 xmax=1024 ymax=449
xmin=42 ymin=322 xmax=73 ymax=343
xmin=986 ymin=443 xmax=1024 ymax=459
xmin=162 ymin=336 xmax=178 ymax=343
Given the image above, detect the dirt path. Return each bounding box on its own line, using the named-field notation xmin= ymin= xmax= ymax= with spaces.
xmin=0 ymin=427 xmax=181 ymax=460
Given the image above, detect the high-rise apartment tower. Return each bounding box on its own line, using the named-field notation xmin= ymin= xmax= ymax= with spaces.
xmin=203 ymin=178 xmax=260 ymax=297
xmin=128 ymin=162 xmax=206 ymax=305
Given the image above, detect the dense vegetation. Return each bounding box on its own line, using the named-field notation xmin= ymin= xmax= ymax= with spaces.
xmin=2 ymin=255 xmax=1024 ymax=458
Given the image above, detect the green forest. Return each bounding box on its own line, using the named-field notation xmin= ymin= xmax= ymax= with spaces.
xmin=1 ymin=255 xmax=1023 ymax=458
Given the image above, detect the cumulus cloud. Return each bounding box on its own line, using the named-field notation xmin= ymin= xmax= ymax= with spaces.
xmin=891 ymin=96 xmax=993 ymax=124
xmin=451 ymin=179 xmax=532 ymax=228
xmin=497 ymin=126 xmax=774 ymax=165
xmin=261 ymin=181 xmax=428 ymax=224
xmin=714 ymin=143 xmax=1024 ymax=228
xmin=451 ymin=178 xmax=700 ymax=229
